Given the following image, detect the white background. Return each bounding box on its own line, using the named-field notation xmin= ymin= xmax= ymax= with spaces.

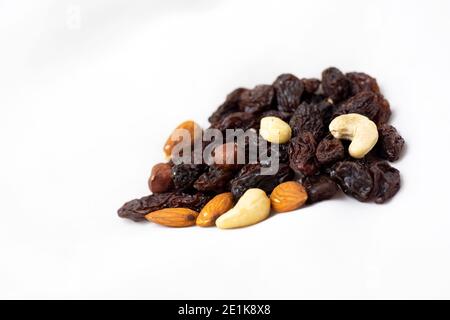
xmin=1 ymin=0 xmax=450 ymax=299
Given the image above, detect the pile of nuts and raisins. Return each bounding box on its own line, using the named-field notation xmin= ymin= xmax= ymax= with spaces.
xmin=118 ymin=67 xmax=405 ymax=229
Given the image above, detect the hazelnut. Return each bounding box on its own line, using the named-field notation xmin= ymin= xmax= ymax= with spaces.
xmin=148 ymin=163 xmax=174 ymax=193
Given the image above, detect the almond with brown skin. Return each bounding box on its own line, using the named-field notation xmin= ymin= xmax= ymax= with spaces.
xmin=270 ymin=181 xmax=308 ymax=213
xmin=145 ymin=208 xmax=199 ymax=227
xmin=163 ymin=120 xmax=202 ymax=159
xmin=196 ymin=192 xmax=234 ymax=227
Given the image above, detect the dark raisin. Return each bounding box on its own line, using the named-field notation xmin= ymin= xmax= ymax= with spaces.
xmin=210 ymin=112 xmax=255 ymax=131
xmin=118 ymin=193 xmax=170 ymax=222
xmin=238 ymin=85 xmax=275 ymax=114
xmin=330 ymin=161 xmax=373 ymax=202
xmin=259 ymin=142 xmax=290 ymax=167
xmin=289 ymin=102 xmax=325 ymax=140
xmin=302 ymin=175 xmax=339 ymax=203
xmin=369 ymin=161 xmax=401 ymax=204
xmin=276 ymin=142 xmax=290 ymax=164
xmin=168 ymin=192 xmax=212 ymax=211
xmin=171 ymin=164 xmax=205 ymax=191
xmin=334 ymin=91 xmax=391 ymax=125
xmin=273 ymin=74 xmax=304 ymax=112
xmin=316 ymin=98 xmax=336 ymax=127
xmin=377 ymin=124 xmax=405 ymax=162
xmin=288 ymin=132 xmax=318 ymax=177
xmin=117 ymin=192 xmax=211 ymax=222
xmin=375 ymin=95 xmax=391 ymax=125
xmin=194 ymin=166 xmax=236 ymax=193
xmin=322 ymin=67 xmax=350 ymax=102
xmin=346 ymin=72 xmax=380 ymax=95
xmin=230 ymin=163 xmax=293 ymax=198
xmin=208 ymin=88 xmax=248 ymax=124
xmin=302 ymin=78 xmax=321 ymax=95
xmin=302 ymin=93 xmax=328 ymax=105
xmin=334 ymin=91 xmax=378 ymax=120
xmin=316 ymin=135 xmax=345 ymax=166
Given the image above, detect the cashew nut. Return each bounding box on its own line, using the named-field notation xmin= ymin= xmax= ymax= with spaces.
xmin=215 ymin=188 xmax=270 ymax=229
xmin=329 ymin=113 xmax=378 ymax=159
xmin=260 ymin=116 xmax=292 ymax=144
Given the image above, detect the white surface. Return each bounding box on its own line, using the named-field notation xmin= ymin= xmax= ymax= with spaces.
xmin=1 ymin=0 xmax=450 ymax=299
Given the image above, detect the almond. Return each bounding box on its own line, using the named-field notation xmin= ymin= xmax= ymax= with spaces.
xmin=270 ymin=181 xmax=308 ymax=213
xmin=196 ymin=192 xmax=234 ymax=227
xmin=145 ymin=208 xmax=199 ymax=227
xmin=163 ymin=120 xmax=202 ymax=159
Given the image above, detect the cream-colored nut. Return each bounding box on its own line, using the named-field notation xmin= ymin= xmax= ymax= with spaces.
xmin=259 ymin=116 xmax=292 ymax=144
xmin=329 ymin=113 xmax=379 ymax=159
xmin=215 ymin=189 xmax=270 ymax=229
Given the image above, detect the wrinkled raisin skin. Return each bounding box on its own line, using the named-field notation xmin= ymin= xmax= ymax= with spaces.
xmin=238 ymin=85 xmax=275 ymax=115
xmin=273 ymin=142 xmax=290 ymax=164
xmin=289 ymin=102 xmax=326 ymax=140
xmin=302 ymin=78 xmax=321 ymax=95
xmin=208 ymin=88 xmax=248 ymax=125
xmin=377 ymin=124 xmax=405 ymax=161
xmin=316 ymin=135 xmax=345 ymax=166
xmin=346 ymin=72 xmax=380 ymax=95
xmin=330 ymin=161 xmax=373 ymax=202
xmin=117 ymin=192 xmax=211 ymax=222
xmin=302 ymin=175 xmax=339 ymax=203
xmin=171 ymin=164 xmax=205 ymax=191
xmin=118 ymin=194 xmax=170 ymax=222
xmin=259 ymin=142 xmax=290 ymax=167
xmin=194 ymin=166 xmax=236 ymax=193
xmin=334 ymin=91 xmax=391 ymax=125
xmin=334 ymin=91 xmax=378 ymax=120
xmin=322 ymin=67 xmax=350 ymax=102
xmin=230 ymin=163 xmax=292 ymax=199
xmin=273 ymin=74 xmax=304 ymax=112
xmin=375 ymin=95 xmax=391 ymax=125
xmin=288 ymin=132 xmax=318 ymax=177
xmin=369 ymin=161 xmax=401 ymax=204
xmin=210 ymin=112 xmax=255 ymax=131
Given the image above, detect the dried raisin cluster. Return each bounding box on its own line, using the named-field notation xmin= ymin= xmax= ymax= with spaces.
xmin=118 ymin=67 xmax=405 ymax=223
